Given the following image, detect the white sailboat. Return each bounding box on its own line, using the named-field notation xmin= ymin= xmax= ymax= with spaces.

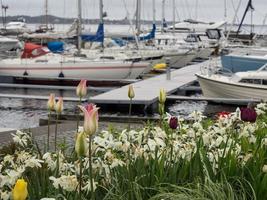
xmin=0 ymin=43 xmax=150 ymax=80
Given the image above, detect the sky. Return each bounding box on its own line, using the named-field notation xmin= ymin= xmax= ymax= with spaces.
xmin=1 ymin=0 xmax=266 ymax=24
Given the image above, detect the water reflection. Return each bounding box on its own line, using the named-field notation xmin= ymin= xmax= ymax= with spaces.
xmin=0 ymin=87 xmax=102 ymax=129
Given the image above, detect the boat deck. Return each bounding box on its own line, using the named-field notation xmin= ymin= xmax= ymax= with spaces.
xmin=90 ymin=61 xmax=208 ymax=106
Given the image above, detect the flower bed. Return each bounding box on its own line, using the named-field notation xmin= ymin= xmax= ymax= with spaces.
xmin=1 ymin=102 xmax=267 ymax=199
xmin=1 ymin=82 xmax=267 ymax=200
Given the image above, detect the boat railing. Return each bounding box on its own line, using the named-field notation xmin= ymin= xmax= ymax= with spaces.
xmin=200 ymin=61 xmax=234 ymax=77
xmin=257 ymin=63 xmax=267 ymax=72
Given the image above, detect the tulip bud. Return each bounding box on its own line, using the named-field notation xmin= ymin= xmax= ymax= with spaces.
xmin=76 ymin=79 xmax=87 ymax=98
xmin=159 ymin=88 xmax=166 ymax=104
xmin=75 ymin=132 xmax=88 ymax=157
xmin=263 ymin=165 xmax=267 ymax=173
xmin=128 ymin=85 xmax=135 ymax=99
xmin=169 ymin=116 xmax=178 ymax=129
xmin=13 ymin=179 xmax=28 ymax=200
xmin=55 ymin=97 xmax=64 ymax=114
xmin=47 ymin=93 xmax=55 ymax=111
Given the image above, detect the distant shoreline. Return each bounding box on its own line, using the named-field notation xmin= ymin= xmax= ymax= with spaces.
xmin=1 ymin=15 xmax=266 ymax=26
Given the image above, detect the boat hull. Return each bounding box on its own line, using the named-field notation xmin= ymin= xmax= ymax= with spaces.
xmin=0 ymin=60 xmax=149 ymax=80
xmin=196 ymin=73 xmax=267 ymax=100
xmin=196 ymin=47 xmax=213 ymax=59
xmin=165 ymin=52 xmax=196 ymax=68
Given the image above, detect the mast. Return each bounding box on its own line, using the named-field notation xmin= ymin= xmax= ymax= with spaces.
xmin=250 ymin=4 xmax=254 ymax=40
xmin=77 ymin=0 xmax=82 ymax=54
xmin=99 ymin=0 xmax=104 ymax=49
xmin=152 ymin=0 xmax=156 ymax=25
xmin=172 ymin=0 xmax=175 ymax=33
xmin=236 ymin=0 xmax=254 ymax=38
xmin=99 ymin=0 xmax=104 ymax=24
xmin=224 ymin=0 xmax=227 ymax=31
xmin=135 ymin=0 xmax=141 ymax=35
xmin=45 ymin=0 xmax=48 ymax=29
xmin=1 ymin=0 xmax=8 ymax=29
xmin=161 ymin=0 xmax=166 ymax=33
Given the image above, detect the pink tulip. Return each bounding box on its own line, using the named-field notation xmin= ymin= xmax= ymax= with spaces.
xmin=47 ymin=93 xmax=55 ymax=111
xmin=55 ymin=97 xmax=64 ymax=114
xmin=76 ymin=79 xmax=87 ymax=98
xmin=78 ymin=104 xmax=99 ymax=136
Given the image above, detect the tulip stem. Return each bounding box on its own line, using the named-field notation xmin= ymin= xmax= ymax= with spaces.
xmin=79 ymin=157 xmax=83 ymax=200
xmin=128 ymin=98 xmax=132 ymax=131
xmin=55 ymin=113 xmax=59 ymax=151
xmin=47 ymin=111 xmax=51 ymax=151
xmin=88 ymin=136 xmax=95 ymax=199
xmin=170 ymin=130 xmax=174 ymax=164
xmin=77 ymin=98 xmax=82 ymax=132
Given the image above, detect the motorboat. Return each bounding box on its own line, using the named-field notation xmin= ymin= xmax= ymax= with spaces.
xmin=4 ymin=18 xmax=31 ymax=35
xmin=0 ymin=36 xmax=21 ymax=51
xmin=196 ymin=63 xmax=267 ymax=100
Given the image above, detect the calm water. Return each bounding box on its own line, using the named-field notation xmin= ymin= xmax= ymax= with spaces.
xmin=0 ymin=87 xmax=238 ymax=129
xmin=0 ymin=87 xmax=101 ymax=129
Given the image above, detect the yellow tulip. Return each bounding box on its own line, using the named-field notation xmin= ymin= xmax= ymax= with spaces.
xmin=55 ymin=97 xmax=64 ymax=114
xmin=159 ymin=88 xmax=166 ymax=104
xmin=12 ymin=179 xmax=28 ymax=200
xmin=128 ymin=85 xmax=135 ymax=99
xmin=47 ymin=93 xmax=55 ymax=111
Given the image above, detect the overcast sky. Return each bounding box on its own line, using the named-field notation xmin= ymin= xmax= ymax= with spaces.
xmin=1 ymin=0 xmax=266 ymax=24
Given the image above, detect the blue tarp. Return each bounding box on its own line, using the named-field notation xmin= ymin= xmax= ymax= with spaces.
xmin=47 ymin=41 xmax=64 ymax=53
xmin=112 ymin=38 xmax=127 ymax=47
xmin=121 ymin=24 xmax=156 ymax=41
xmin=81 ymin=23 xmax=104 ymax=43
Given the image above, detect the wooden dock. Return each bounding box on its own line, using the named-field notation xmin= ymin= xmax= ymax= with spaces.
xmin=90 ymin=61 xmax=208 ymax=106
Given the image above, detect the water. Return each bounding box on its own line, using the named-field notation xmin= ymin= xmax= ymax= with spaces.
xmin=0 ymin=89 xmax=239 ymax=130
xmin=0 ymin=87 xmax=102 ymax=129
xmin=168 ymin=100 xmax=238 ymax=119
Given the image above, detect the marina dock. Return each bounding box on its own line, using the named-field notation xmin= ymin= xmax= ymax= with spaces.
xmin=89 ymin=60 xmax=208 ymax=106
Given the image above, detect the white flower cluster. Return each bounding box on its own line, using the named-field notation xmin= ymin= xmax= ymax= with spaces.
xmin=49 ymin=175 xmax=78 ymax=192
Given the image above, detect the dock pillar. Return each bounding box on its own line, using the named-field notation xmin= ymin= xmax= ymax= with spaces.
xmin=166 ymin=59 xmax=171 ymax=80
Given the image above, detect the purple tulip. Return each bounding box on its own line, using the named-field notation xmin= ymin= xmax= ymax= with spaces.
xmin=169 ymin=116 xmax=178 ymax=129
xmin=240 ymin=107 xmax=257 ymax=123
